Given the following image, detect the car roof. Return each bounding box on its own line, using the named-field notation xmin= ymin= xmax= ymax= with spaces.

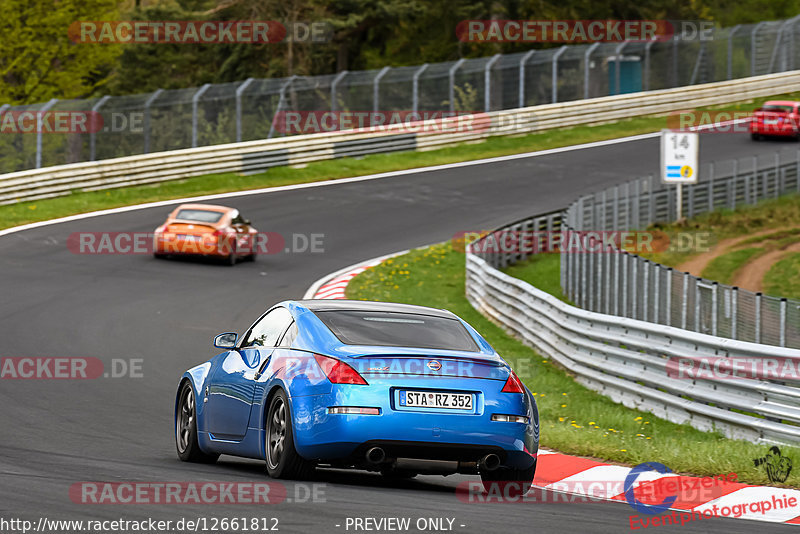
xmin=295 ymin=299 xmax=458 ymax=319
xmin=173 ymin=203 xmax=232 ymax=213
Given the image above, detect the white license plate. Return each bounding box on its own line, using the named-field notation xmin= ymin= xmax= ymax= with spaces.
xmin=178 ymin=234 xmax=202 ymax=240
xmin=400 ymin=390 xmax=472 ymax=410
xmin=764 ymin=119 xmax=779 ymax=125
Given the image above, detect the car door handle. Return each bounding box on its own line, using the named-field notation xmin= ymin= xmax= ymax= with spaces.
xmin=254 ymin=358 xmax=271 ymax=380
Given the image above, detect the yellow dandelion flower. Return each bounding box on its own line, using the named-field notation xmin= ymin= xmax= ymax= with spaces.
xmin=634 ymin=417 xmax=642 ymax=421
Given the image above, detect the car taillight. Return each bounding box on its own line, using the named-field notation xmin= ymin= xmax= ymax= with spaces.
xmin=501 ymin=370 xmax=524 ymax=393
xmin=314 ymin=354 xmax=368 ymax=385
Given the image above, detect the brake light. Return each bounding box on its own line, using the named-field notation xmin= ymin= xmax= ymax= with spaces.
xmin=501 ymin=371 xmax=524 ymax=393
xmin=314 ymin=354 xmax=368 ymax=385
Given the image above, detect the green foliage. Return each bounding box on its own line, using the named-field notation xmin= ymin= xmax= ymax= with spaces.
xmin=0 ymin=0 xmax=121 ymax=103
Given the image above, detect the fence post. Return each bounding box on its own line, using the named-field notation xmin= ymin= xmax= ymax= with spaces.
xmin=694 ymin=279 xmax=701 ymax=332
xmin=373 ymin=66 xmax=391 ymax=112
xmin=584 ymin=42 xmax=600 ymax=99
xmin=581 ymin=239 xmax=588 ymax=308
xmin=681 ymin=272 xmax=689 ymax=329
xmin=752 ymin=22 xmax=767 ymax=76
xmin=412 ymin=64 xmax=429 ymax=113
xmin=642 ymin=260 xmax=649 ymax=322
xmin=35 ymin=98 xmax=58 ymax=168
xmin=484 ymin=54 xmax=502 ymax=113
xmin=605 ymin=245 xmax=612 ymax=314
xmin=644 ymin=41 xmax=655 ymax=91
xmin=143 ymin=89 xmax=163 ymax=154
xmin=732 ymin=159 xmax=738 ymax=210
xmin=89 ymin=95 xmax=110 ymax=161
xmin=633 ymin=179 xmax=640 ymax=229
xmin=711 ymin=282 xmax=718 ymax=336
xmin=653 ymin=264 xmax=660 ymax=323
xmin=613 ymin=185 xmax=620 ymax=229
xmin=448 ymin=59 xmax=466 ymax=113
xmin=613 ymin=42 xmax=627 ymax=95
xmin=688 ymin=182 xmax=695 ymax=218
xmin=728 ymin=25 xmax=741 ymax=79
xmin=648 ymin=174 xmax=655 ymax=225
xmin=755 ymin=292 xmax=762 ymax=343
xmin=708 ymin=162 xmax=714 ymax=211
xmin=267 ymin=76 xmax=297 ymax=139
xmin=518 ymin=50 xmax=536 ymax=107
xmin=552 ymin=46 xmax=567 ymax=103
xmin=665 ymin=268 xmax=672 ymax=326
xmin=330 ymin=70 xmax=348 ymax=112
xmin=191 ymin=84 xmax=211 ymax=148
xmin=780 ymin=298 xmax=787 ymax=347
xmin=631 ymin=257 xmax=638 ymax=319
xmin=622 ymin=252 xmax=628 ymax=317
xmin=614 ymin=249 xmax=621 ymax=315
xmin=731 ymin=286 xmax=738 ymax=340
xmin=235 ymin=78 xmax=255 ymax=143
xmin=775 ymin=151 xmax=781 ymax=197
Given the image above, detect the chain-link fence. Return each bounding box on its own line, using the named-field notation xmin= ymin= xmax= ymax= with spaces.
xmin=560 ymin=148 xmax=800 ymax=349
xmin=4 ymin=16 xmax=800 ymax=173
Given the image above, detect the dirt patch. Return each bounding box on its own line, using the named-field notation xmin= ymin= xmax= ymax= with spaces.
xmin=675 ymin=228 xmax=785 ymax=276
xmin=731 ymin=241 xmax=800 ymax=292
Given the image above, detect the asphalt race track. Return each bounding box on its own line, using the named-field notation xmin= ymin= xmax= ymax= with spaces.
xmin=1 ymin=133 xmax=799 ymax=533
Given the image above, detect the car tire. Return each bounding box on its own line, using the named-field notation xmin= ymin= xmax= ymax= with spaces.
xmin=480 ymin=463 xmax=536 ymax=498
xmin=751 ymin=133 xmax=761 ymax=141
xmin=154 ymin=253 xmax=167 ymax=259
xmin=176 ymin=382 xmax=219 ymax=463
xmin=265 ymin=390 xmax=316 ymax=480
xmin=226 ymin=243 xmax=237 ymax=266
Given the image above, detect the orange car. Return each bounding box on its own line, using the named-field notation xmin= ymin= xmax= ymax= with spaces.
xmin=153 ymin=204 xmax=258 ymax=265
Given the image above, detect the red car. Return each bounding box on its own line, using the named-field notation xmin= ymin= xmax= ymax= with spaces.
xmin=750 ymin=100 xmax=800 ymax=140
xmin=153 ymin=204 xmax=258 ymax=265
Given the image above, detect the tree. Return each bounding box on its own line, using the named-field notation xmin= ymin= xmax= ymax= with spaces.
xmin=0 ymin=0 xmax=121 ymax=104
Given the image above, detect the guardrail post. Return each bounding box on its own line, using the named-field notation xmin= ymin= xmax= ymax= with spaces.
xmin=780 ymin=298 xmax=788 ymax=347
xmin=665 ymin=268 xmax=672 ymax=326
xmin=235 ymin=78 xmax=255 ymax=143
xmin=330 ymin=70 xmax=348 ymax=112
xmin=89 ymin=95 xmax=110 ymax=161
xmin=484 ymin=54 xmax=501 ymax=113
xmin=35 ymin=98 xmax=58 ymax=168
xmin=755 ymin=292 xmax=762 ymax=343
xmin=552 ymin=46 xmax=567 ymax=103
xmin=681 ymin=272 xmax=689 ymax=330
xmin=373 ymin=66 xmax=391 ymax=113
xmin=731 ymin=286 xmax=738 ymax=339
xmin=728 ymin=25 xmax=741 ymax=79
xmin=191 ymin=84 xmax=211 ymax=148
xmin=518 ymin=50 xmax=536 ymax=108
xmin=143 ymin=89 xmax=163 ymax=154
xmin=584 ymin=43 xmax=600 ymax=99
xmin=412 ymin=64 xmax=429 ymax=113
xmin=448 ymin=59 xmax=466 ymax=113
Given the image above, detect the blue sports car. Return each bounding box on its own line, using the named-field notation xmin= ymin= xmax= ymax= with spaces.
xmin=175 ymin=300 xmax=539 ymax=493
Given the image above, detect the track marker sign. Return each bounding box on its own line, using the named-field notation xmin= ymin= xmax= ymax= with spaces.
xmin=660 ymin=130 xmax=699 ymax=220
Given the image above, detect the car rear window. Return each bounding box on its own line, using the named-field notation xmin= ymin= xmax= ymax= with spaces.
xmin=761 ymin=105 xmax=794 ymax=113
xmin=174 ymin=209 xmax=224 ymax=223
xmin=314 ymin=310 xmax=480 ymax=352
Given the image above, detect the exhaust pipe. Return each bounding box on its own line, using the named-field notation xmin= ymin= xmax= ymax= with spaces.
xmin=479 ymin=453 xmax=501 ymax=472
xmin=366 ymin=447 xmax=386 ymax=464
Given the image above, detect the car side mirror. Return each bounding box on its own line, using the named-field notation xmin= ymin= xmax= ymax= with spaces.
xmin=213 ymin=332 xmax=238 ymax=349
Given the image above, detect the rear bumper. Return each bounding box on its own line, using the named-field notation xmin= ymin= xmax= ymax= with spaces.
xmin=750 ymin=122 xmax=798 ymax=136
xmin=154 ymin=235 xmax=229 ymax=257
xmin=289 ymin=377 xmax=539 ymax=467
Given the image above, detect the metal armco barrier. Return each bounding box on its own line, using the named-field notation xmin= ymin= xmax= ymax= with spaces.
xmin=465 ymin=225 xmax=800 ymax=445
xmin=562 ymin=148 xmax=800 ymax=349
xmin=4 ymin=70 xmax=800 ymax=205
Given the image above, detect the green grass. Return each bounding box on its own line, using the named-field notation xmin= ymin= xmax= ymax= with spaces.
xmin=3 ymin=90 xmax=800 ymax=231
xmin=764 ymin=252 xmax=800 ymax=299
xmin=503 ymin=254 xmax=570 ymax=303
xmin=346 ymin=242 xmax=800 ymax=487
xmin=700 ymin=247 xmax=764 ymax=284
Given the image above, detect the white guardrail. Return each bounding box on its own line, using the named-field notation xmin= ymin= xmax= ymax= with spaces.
xmin=466 ymin=222 xmax=800 ymax=445
xmin=4 ymin=70 xmax=800 ymax=204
